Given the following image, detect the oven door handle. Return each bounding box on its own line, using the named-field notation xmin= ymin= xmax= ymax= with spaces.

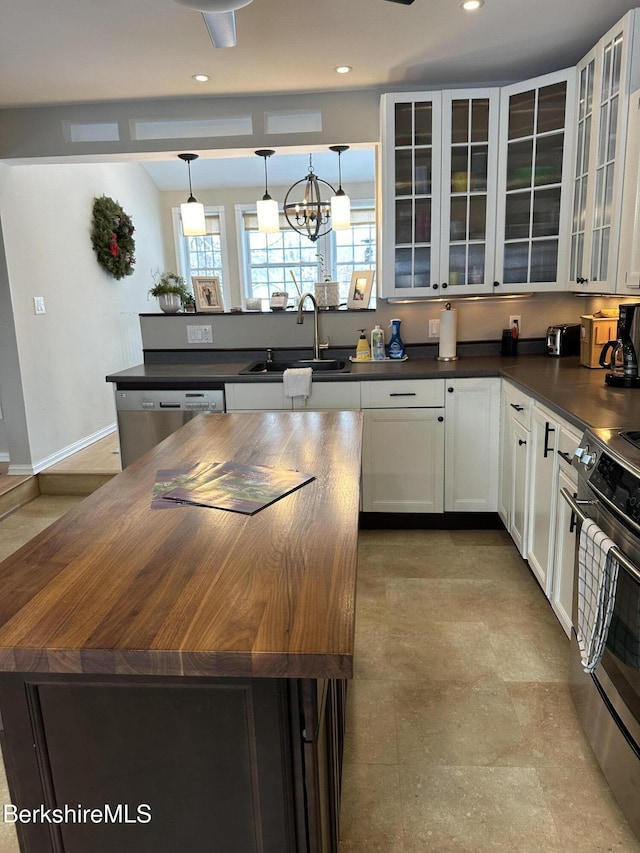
xmin=560 ymin=487 xmax=640 ymax=584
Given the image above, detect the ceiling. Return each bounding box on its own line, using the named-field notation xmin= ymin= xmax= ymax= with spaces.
xmin=1 ymin=0 xmax=639 ymax=110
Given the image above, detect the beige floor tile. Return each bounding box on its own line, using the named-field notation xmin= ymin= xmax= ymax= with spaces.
xmin=536 ymin=764 xmax=640 ymax=852
xmin=339 ymin=763 xmax=404 ymax=853
xmin=386 ymin=620 xmax=501 ymax=682
xmin=393 ymin=680 xmax=534 ymax=767
xmin=344 ymin=680 xmax=398 ymax=765
xmin=507 ymin=682 xmax=596 ymax=767
xmin=399 ymin=764 xmax=561 ymax=852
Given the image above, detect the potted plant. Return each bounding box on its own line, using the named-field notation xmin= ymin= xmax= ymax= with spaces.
xmin=149 ymin=271 xmax=192 ymax=313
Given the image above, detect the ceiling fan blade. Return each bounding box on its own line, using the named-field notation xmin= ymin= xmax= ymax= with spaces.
xmin=202 ymin=10 xmax=237 ymax=47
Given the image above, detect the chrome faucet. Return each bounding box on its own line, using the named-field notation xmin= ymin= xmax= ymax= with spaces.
xmin=296 ymin=292 xmax=328 ymax=361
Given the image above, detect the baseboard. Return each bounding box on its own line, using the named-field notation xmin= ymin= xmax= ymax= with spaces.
xmin=0 ymin=452 xmax=9 ymax=464
xmin=358 ymin=512 xmax=505 ymax=530
xmin=7 ymin=423 xmax=117 ymax=476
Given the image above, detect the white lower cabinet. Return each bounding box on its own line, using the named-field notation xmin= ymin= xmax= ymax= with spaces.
xmin=361 ymin=380 xmax=445 ymax=513
xmin=551 ymin=461 xmax=579 ymax=638
xmin=527 ymin=404 xmax=558 ymax=593
xmin=292 ymin=383 xmax=360 ymax=410
xmin=498 ymin=381 xmax=533 ymax=556
xmin=444 ymin=378 xmax=500 ymax=512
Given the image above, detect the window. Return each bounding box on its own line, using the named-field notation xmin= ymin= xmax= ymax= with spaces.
xmin=239 ymin=203 xmax=376 ymax=306
xmin=173 ymin=206 xmax=227 ymax=296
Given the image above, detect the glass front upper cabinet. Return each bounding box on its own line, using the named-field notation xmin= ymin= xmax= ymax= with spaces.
xmin=494 ymin=69 xmax=575 ymax=293
xmin=380 ymin=90 xmax=499 ymax=298
xmin=568 ymin=12 xmax=636 ymax=293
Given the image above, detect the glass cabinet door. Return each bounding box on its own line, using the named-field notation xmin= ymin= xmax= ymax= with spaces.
xmin=439 ymin=90 xmax=499 ymax=295
xmin=389 ymin=94 xmax=442 ymax=295
xmin=569 ymin=12 xmax=635 ymax=292
xmin=495 ymin=70 xmax=573 ymax=292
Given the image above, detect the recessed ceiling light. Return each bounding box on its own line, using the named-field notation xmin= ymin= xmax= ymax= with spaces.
xmin=335 ymin=66 xmax=352 ymax=74
xmin=461 ymin=0 xmax=484 ymax=9
xmin=192 ymin=73 xmax=210 ymax=82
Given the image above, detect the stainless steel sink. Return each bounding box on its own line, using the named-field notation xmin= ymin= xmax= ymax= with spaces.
xmin=240 ymin=359 xmax=351 ymax=374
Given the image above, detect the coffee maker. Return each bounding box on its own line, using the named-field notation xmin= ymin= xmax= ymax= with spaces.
xmin=599 ymin=302 xmax=640 ymax=387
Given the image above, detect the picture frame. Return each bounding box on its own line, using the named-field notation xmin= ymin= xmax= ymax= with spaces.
xmin=192 ymin=276 xmax=224 ymax=313
xmin=347 ymin=270 xmax=375 ymax=309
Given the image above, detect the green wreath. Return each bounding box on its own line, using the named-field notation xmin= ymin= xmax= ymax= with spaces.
xmin=91 ymin=195 xmax=136 ymax=280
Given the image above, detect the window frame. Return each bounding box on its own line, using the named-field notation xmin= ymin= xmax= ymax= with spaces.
xmin=172 ymin=205 xmax=230 ymax=301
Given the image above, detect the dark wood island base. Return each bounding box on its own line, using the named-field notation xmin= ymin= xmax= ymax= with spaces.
xmin=0 ymin=412 xmax=362 ymax=853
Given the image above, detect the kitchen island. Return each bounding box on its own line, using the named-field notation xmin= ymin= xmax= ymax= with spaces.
xmin=0 ymin=411 xmax=362 ymax=853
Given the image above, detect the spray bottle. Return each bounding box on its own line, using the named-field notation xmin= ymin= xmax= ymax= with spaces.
xmin=388 ymin=318 xmax=405 ymax=359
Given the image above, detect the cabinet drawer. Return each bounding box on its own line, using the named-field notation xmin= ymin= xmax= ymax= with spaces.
xmin=360 ymin=379 xmax=444 ymax=408
xmin=502 ymin=381 xmax=532 ymax=428
xmin=224 ymin=383 xmax=290 ymax=411
xmin=293 ymin=382 xmax=361 ymax=410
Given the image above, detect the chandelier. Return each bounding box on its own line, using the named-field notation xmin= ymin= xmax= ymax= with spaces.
xmin=282 ymin=146 xmax=351 ymax=243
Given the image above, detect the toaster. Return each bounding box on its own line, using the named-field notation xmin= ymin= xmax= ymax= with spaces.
xmin=546 ymin=324 xmax=581 ymax=357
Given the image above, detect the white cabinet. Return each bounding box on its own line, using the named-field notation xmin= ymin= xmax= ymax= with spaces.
xmin=292 ymin=383 xmax=360 ymax=411
xmin=224 ymin=382 xmax=290 ymax=411
xmin=361 ymin=380 xmax=445 ymax=512
xmin=568 ymin=10 xmax=640 ymax=292
xmin=444 ymin=377 xmax=500 ymax=512
xmin=527 ymin=404 xmax=559 ymax=592
xmin=498 ymin=381 xmax=533 ymax=556
xmin=550 ymin=425 xmax=581 ymax=637
xmin=527 ymin=404 xmax=583 ymax=600
xmin=494 ymin=69 xmax=575 ymax=293
xmin=380 ymin=89 xmax=500 ymax=298
xmin=616 ymin=87 xmax=640 ymax=294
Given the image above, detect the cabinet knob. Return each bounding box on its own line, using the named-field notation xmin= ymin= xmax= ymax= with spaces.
xmin=493 ymin=281 xmax=500 ymax=288
xmin=576 ymin=276 xmax=589 ymax=285
xmin=447 ymin=386 xmax=454 ymax=393
xmin=518 ymin=439 xmax=527 ymax=446
xmin=441 ymin=282 xmax=448 ymax=289
xmin=432 ymin=283 xmax=439 ymax=290
xmin=437 ymin=416 xmax=444 ymax=422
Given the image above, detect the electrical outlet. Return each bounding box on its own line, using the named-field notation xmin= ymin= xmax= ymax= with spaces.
xmin=429 ymin=319 xmax=440 ymax=338
xmin=33 ymin=296 xmax=46 ymax=315
xmin=509 ymin=315 xmax=522 ymax=335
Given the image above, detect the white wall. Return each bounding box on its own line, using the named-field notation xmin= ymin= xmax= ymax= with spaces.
xmin=0 ymin=161 xmax=166 ymax=471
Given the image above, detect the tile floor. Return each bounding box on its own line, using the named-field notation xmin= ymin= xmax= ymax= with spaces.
xmin=0 ymin=503 xmax=638 ymax=851
xmin=339 ymin=528 xmax=640 ymax=852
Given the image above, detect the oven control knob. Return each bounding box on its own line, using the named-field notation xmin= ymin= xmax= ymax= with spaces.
xmin=582 ymin=450 xmax=598 ymax=469
xmin=574 ymin=445 xmax=586 ymax=460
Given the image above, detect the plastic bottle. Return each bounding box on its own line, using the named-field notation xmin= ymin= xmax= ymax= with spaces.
xmin=355 ymin=329 xmax=371 ymax=361
xmin=371 ymin=325 xmax=385 ymax=360
xmin=388 ymin=318 xmax=405 ymax=359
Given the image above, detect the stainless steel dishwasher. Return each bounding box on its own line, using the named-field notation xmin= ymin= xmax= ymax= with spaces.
xmin=114 ymin=388 xmax=225 ymax=467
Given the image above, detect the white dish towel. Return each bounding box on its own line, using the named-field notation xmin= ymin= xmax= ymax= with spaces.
xmin=576 ymin=518 xmax=620 ymax=673
xmin=283 ymin=367 xmax=313 ymax=401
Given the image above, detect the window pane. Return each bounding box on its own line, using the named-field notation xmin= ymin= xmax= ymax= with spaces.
xmin=530 ymin=239 xmax=558 ymax=282
xmin=504 ymin=241 xmax=529 ymax=283
xmin=536 ymin=82 xmax=566 ymax=134
xmin=505 ymin=192 xmax=531 ymax=240
xmin=509 ymin=90 xmax=535 ymax=140
xmin=532 ymin=187 xmax=561 ymax=237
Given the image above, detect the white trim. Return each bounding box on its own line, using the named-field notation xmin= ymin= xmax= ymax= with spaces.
xmin=8 ymin=423 xmax=118 ymax=476
xmin=0 ymin=452 xmax=10 ymax=464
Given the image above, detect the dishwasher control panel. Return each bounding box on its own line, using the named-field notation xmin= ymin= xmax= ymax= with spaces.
xmin=115 ymin=389 xmax=225 ymax=412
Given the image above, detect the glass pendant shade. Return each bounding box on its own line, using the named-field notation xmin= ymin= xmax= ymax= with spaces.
xmin=257 ymin=197 xmax=280 ymax=233
xmin=255 ymin=149 xmax=280 ymax=234
xmin=178 ymin=153 xmax=207 ymax=236
xmin=181 ymin=199 xmax=206 ymax=236
xmin=330 ymin=191 xmax=351 ymax=230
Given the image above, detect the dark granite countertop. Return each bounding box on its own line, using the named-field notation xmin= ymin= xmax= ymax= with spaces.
xmin=106 ymin=354 xmax=640 ymax=433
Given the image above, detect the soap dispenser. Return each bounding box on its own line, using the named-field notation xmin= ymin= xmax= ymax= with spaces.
xmin=355 ymin=329 xmax=371 ymax=361
xmin=371 ymin=325 xmax=385 ymax=360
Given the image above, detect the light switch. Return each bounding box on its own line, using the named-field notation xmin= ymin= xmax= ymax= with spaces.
xmin=187 ymin=325 xmax=213 ymax=344
xmin=33 ymin=296 xmax=46 ymax=314
xmin=429 ymin=319 xmax=440 ymax=338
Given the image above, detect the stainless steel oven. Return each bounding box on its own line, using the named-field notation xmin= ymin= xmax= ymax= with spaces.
xmin=562 ymin=428 xmax=640 ymax=840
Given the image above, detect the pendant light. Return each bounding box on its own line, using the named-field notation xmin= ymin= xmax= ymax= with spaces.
xmin=255 ymin=149 xmax=280 ymax=233
xmin=329 ymin=145 xmax=351 ymax=230
xmin=178 ymin=153 xmax=206 ymax=236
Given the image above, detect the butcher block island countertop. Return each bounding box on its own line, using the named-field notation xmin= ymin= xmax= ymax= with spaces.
xmin=0 ymin=411 xmax=363 ymax=853
xmin=0 ymin=411 xmax=362 ymax=679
